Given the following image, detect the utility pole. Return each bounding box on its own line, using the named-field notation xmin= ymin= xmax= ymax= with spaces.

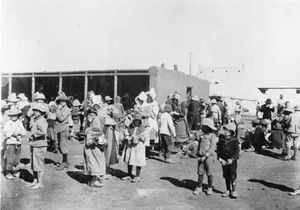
xmin=189 ymin=52 xmax=192 ymax=75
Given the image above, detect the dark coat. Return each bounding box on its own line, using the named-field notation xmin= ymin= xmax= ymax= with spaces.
xmin=188 ymin=100 xmax=200 ymax=116
xmin=260 ymin=104 xmax=275 ymax=120
xmin=217 ymin=136 xmax=239 ymax=161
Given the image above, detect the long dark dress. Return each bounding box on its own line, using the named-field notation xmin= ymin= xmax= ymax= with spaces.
xmin=171 ymin=99 xmax=190 ymax=142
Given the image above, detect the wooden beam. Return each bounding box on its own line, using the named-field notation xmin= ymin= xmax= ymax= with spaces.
xmin=114 ymin=71 xmax=118 ymax=99
xmin=59 ymin=72 xmax=62 ymax=92
xmin=84 ymin=71 xmax=88 ymax=100
xmin=31 ymin=73 xmax=35 ymax=100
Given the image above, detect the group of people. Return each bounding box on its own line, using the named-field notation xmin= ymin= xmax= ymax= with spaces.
xmin=1 ymin=90 xmax=300 ymax=197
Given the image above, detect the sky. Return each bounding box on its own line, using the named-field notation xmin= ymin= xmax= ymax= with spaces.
xmin=1 ymin=0 xmax=300 ymax=102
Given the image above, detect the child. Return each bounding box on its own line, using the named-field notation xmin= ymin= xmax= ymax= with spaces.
xmin=193 ymin=118 xmax=218 ymax=195
xmin=158 ymin=104 xmax=176 ymax=163
xmin=71 ymin=99 xmax=82 ymax=140
xmin=122 ymin=113 xmax=147 ymax=183
xmin=3 ymin=108 xmax=26 ymax=179
xmin=217 ymin=123 xmax=240 ymax=198
xmin=27 ymin=103 xmax=48 ymax=189
xmin=47 ymin=101 xmax=58 ymax=153
xmin=84 ymin=108 xmax=107 ymax=187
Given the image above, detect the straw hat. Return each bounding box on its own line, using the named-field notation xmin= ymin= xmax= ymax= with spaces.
xmin=7 ymin=93 xmax=20 ymax=103
xmin=56 ymin=95 xmax=69 ymax=103
xmin=259 ymin=119 xmax=268 ymax=126
xmin=173 ymin=90 xmax=182 ymax=100
xmin=283 ymin=105 xmax=294 ymax=114
xmin=8 ymin=108 xmax=22 ymax=116
xmin=202 ymin=118 xmax=217 ymax=131
xmin=223 ymin=123 xmax=236 ymax=135
xmin=210 ymin=99 xmax=217 ymax=104
xmin=32 ymin=103 xmax=47 ymax=113
xmin=87 ymin=107 xmax=98 ymax=115
xmin=192 ymin=95 xmax=199 ymax=101
xmin=17 ymin=93 xmax=28 ymax=101
xmin=72 ymin=99 xmax=81 ymax=107
xmin=104 ymin=95 xmax=112 ymax=101
xmin=34 ymin=92 xmax=46 ymax=101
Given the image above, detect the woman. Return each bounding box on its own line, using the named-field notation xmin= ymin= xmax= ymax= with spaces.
xmin=170 ymin=91 xmax=190 ymax=143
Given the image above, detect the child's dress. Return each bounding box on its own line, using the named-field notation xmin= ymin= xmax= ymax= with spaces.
xmin=83 ymin=120 xmax=106 ymax=177
xmin=123 ymin=123 xmax=147 ymax=167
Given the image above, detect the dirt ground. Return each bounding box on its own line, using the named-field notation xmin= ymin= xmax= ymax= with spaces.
xmin=1 ymin=137 xmax=300 ymax=210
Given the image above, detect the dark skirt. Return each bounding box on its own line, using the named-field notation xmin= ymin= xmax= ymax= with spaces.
xmin=222 ymin=160 xmax=237 ymax=180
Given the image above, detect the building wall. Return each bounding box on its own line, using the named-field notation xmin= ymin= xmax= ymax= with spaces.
xmin=149 ymin=67 xmax=210 ymax=104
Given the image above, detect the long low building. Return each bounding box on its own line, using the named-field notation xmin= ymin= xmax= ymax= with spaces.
xmin=1 ymin=66 xmax=209 ymax=108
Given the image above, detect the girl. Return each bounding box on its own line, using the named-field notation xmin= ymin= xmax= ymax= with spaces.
xmin=122 ymin=113 xmax=147 ymax=183
xmin=193 ymin=118 xmax=218 ymax=195
xmin=27 ymin=103 xmax=48 ymax=189
xmin=84 ymin=108 xmax=107 ymax=187
xmin=217 ymin=123 xmax=240 ymax=198
xmin=3 ymin=108 xmax=26 ymax=179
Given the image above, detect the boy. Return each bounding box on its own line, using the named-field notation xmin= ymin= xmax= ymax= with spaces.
xmin=55 ymin=94 xmax=71 ymax=170
xmin=158 ymin=104 xmax=176 ymax=163
xmin=193 ymin=118 xmax=218 ymax=195
xmin=27 ymin=103 xmax=48 ymax=189
xmin=217 ymin=123 xmax=240 ymax=198
xmin=3 ymin=108 xmax=26 ymax=179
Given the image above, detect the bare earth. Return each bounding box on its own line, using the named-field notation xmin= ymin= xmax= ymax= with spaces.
xmin=1 ymin=138 xmax=300 ymax=210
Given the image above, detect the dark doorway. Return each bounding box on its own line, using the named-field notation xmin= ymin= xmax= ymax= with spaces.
xmin=12 ymin=77 xmax=32 ymax=101
xmin=62 ymin=76 xmax=85 ymax=101
xmin=88 ymin=76 xmax=114 ymax=98
xmin=35 ymin=77 xmax=59 ymax=102
xmin=1 ymin=77 xmax=9 ymax=100
xmin=117 ymin=75 xmax=149 ymax=110
xmin=186 ymin=87 xmax=192 ymax=98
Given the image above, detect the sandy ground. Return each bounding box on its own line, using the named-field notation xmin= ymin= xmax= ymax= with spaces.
xmin=1 ymin=137 xmax=300 ymax=210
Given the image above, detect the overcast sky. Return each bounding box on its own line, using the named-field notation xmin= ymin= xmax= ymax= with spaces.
xmin=1 ymin=0 xmax=300 ymax=99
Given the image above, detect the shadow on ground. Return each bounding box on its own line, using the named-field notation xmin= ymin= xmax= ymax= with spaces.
xmin=160 ymin=177 xmax=223 ymax=193
xmin=109 ymin=168 xmax=128 ymax=179
xmin=67 ymin=171 xmax=88 ymax=184
xmin=20 ymin=158 xmax=58 ymax=165
xmin=248 ymin=179 xmax=294 ymax=192
xmin=255 ymin=149 xmax=281 ymax=159
xmin=19 ymin=169 xmax=34 ymax=182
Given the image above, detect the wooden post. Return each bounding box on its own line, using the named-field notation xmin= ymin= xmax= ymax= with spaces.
xmin=84 ymin=71 xmax=88 ymax=100
xmin=114 ymin=71 xmax=118 ymax=99
xmin=8 ymin=74 xmax=12 ymax=95
xmin=31 ymin=73 xmax=35 ymax=101
xmin=59 ymin=72 xmax=62 ymax=92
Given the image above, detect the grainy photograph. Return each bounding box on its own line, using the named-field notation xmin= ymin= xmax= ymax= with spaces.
xmin=1 ymin=0 xmax=300 ymax=209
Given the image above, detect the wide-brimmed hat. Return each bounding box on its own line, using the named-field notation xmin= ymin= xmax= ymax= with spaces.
xmin=283 ymin=105 xmax=294 ymax=114
xmin=56 ymin=95 xmax=69 ymax=103
xmin=210 ymin=99 xmax=217 ymax=104
xmin=192 ymin=95 xmax=199 ymax=101
xmin=72 ymin=99 xmax=81 ymax=107
xmin=164 ymin=104 xmax=172 ymax=113
xmin=87 ymin=107 xmax=98 ymax=115
xmin=8 ymin=108 xmax=22 ymax=116
xmin=173 ymin=91 xmax=182 ymax=100
xmin=17 ymin=93 xmax=28 ymax=101
xmin=223 ymin=123 xmax=236 ymax=135
xmin=259 ymin=119 xmax=268 ymax=126
xmin=32 ymin=103 xmax=48 ymax=113
xmin=202 ymin=118 xmax=217 ymax=131
xmin=104 ymin=95 xmax=112 ymax=101
xmin=7 ymin=93 xmax=20 ymax=103
xmin=34 ymin=93 xmax=46 ymax=101
xmin=252 ymin=119 xmax=260 ymax=125
xmin=295 ymin=105 xmax=300 ymax=111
